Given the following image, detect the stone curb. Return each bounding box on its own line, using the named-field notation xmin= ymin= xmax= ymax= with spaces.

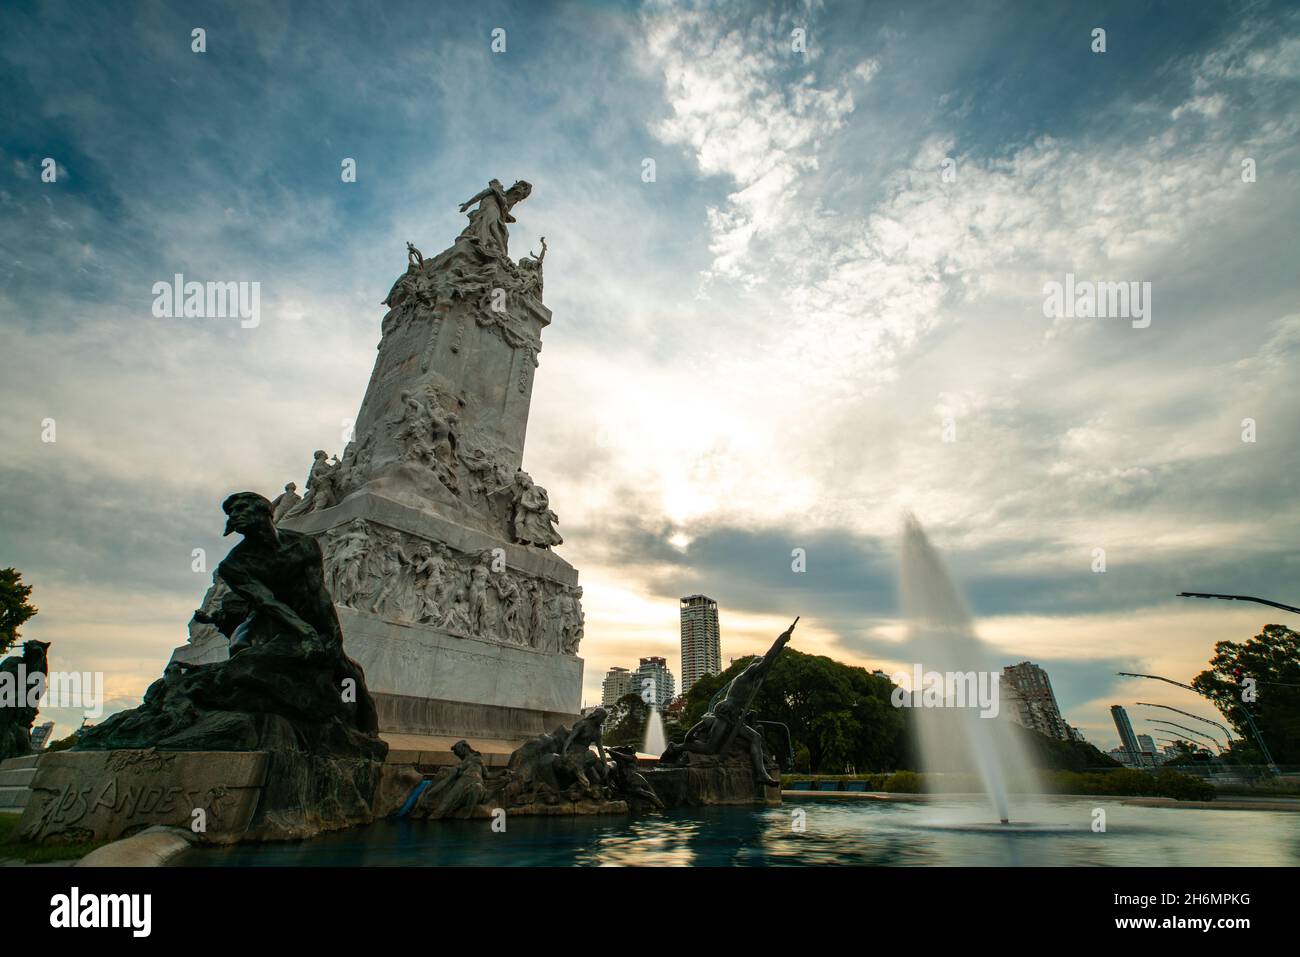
xmin=76 ymin=826 xmax=198 ymax=867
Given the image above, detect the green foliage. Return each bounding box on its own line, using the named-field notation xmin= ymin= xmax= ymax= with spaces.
xmin=44 ymin=733 xmax=78 ymax=753
xmin=1043 ymin=768 xmax=1215 ymax=801
xmin=1192 ymin=624 xmax=1300 ymax=766
xmin=679 ymin=648 xmax=906 ymax=773
xmin=881 ymin=770 xmax=923 ymax=793
xmin=1152 ymin=769 xmax=1217 ymax=801
xmin=1161 ymin=740 xmax=1213 ymax=766
xmin=1013 ymin=725 xmax=1122 ymax=770
xmin=603 ymin=693 xmax=651 ymax=749
xmin=0 ymin=568 xmax=38 ymax=657
xmin=0 ymin=813 xmax=107 ymax=863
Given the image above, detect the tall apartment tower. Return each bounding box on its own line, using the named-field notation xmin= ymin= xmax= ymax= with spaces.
xmin=679 ymin=594 xmax=721 ymax=696
xmin=1110 ymin=705 xmax=1142 ymax=765
xmin=1001 ymin=661 xmax=1072 ymax=740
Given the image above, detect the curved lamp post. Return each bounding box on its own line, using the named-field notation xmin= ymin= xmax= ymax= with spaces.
xmin=1177 ymin=592 xmax=1300 ymax=615
xmin=1147 ymin=718 xmax=1224 ymax=754
xmin=1117 ymin=672 xmax=1279 ymax=774
xmin=1135 ymin=701 xmax=1235 ymax=744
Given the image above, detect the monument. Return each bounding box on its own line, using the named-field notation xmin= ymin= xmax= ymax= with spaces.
xmin=171 ymin=178 xmax=584 ymax=763
xmin=8 ymin=180 xmax=784 ymax=853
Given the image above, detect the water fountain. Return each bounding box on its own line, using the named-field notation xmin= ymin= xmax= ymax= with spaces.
xmin=899 ymin=514 xmax=1040 ymax=824
xmin=643 ymin=706 xmax=667 ymax=756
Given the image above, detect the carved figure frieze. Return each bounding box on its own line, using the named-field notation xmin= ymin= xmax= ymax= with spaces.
xmin=317 ymin=519 xmax=582 ymax=654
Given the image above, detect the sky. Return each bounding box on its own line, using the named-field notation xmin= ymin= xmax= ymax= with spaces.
xmin=2 ymin=0 xmax=1298 ymax=750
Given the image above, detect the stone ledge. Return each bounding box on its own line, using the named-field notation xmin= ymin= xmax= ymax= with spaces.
xmin=76 ymin=826 xmax=196 ymax=867
xmin=282 ymin=490 xmax=578 ymax=586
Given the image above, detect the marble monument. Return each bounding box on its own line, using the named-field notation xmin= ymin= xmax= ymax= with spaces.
xmin=171 ymin=179 xmax=585 ymax=761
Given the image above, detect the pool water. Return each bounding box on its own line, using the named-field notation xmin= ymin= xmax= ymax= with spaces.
xmin=175 ymin=797 xmax=1300 ymax=867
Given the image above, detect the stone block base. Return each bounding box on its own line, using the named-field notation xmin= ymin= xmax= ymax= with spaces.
xmin=644 ymin=765 xmax=781 ymax=808
xmin=504 ymin=799 xmax=629 ymax=817
xmin=11 ymin=749 xmax=399 ymax=846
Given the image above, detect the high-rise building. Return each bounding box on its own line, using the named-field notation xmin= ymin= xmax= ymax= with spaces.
xmin=600 ymin=666 xmax=635 ymax=707
xmin=680 ymin=594 xmax=721 ymax=695
xmin=1110 ymin=705 xmax=1142 ymax=765
xmin=1001 ymin=661 xmax=1072 ymax=741
xmin=29 ymin=720 xmax=55 ymax=751
xmin=634 ymin=656 xmax=676 ymax=711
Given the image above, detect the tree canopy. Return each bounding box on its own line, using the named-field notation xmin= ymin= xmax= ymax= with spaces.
xmin=0 ymin=568 xmax=38 ymax=657
xmin=676 ymin=649 xmax=907 ymax=773
xmin=603 ymin=692 xmax=653 ymax=749
xmin=1192 ymin=623 xmax=1300 ymax=766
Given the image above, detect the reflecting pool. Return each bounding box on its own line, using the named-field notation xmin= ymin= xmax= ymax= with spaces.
xmin=175 ymin=796 xmax=1300 ymax=867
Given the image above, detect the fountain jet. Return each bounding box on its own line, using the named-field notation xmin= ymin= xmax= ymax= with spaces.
xmin=900 ymin=514 xmax=1040 ymax=824
xmin=643 ymin=707 xmax=667 ymax=756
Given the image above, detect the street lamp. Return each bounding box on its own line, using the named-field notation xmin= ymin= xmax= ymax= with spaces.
xmin=1146 ymin=719 xmax=1224 ymax=754
xmin=1177 ymin=592 xmax=1300 ymax=615
xmin=1117 ymin=672 xmax=1279 ymax=774
xmin=1135 ymin=702 xmax=1234 ymax=746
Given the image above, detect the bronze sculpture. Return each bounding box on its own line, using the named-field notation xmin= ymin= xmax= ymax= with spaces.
xmin=659 ymin=618 xmax=797 ymax=787
xmin=78 ymin=492 xmax=383 ymax=758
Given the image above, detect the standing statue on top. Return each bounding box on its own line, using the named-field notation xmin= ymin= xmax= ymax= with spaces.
xmin=457 ymin=179 xmax=533 ymax=259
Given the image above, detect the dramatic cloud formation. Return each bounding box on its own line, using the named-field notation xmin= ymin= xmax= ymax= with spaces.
xmin=2 ymin=0 xmax=1297 ymax=747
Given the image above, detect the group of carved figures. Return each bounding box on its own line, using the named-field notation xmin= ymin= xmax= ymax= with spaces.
xmin=319 ymin=519 xmax=583 ymax=655
xmin=272 ymin=444 xmax=371 ymax=522
xmin=412 ymin=708 xmax=663 ymax=820
xmin=271 ymin=386 xmax=562 ymax=552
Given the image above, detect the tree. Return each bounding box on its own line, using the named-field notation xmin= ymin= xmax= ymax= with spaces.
xmin=0 ymin=568 xmax=38 ymax=657
xmin=1162 ymin=739 xmax=1212 ymax=766
xmin=1192 ymin=624 xmax=1300 ymax=766
xmin=603 ymin=692 xmax=652 ymax=749
xmin=1012 ymin=725 xmax=1121 ymax=770
xmin=676 ymin=649 xmax=907 ymax=773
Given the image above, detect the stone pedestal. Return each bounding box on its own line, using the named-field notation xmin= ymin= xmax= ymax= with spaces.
xmin=11 ymin=748 xmax=408 ymax=846
xmin=644 ymin=765 xmax=782 ymax=809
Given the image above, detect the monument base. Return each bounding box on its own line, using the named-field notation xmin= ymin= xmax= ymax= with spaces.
xmin=644 ymin=765 xmax=782 ymax=809
xmin=11 ymin=748 xmax=410 ymax=846
xmin=172 ymin=489 xmax=586 ymax=762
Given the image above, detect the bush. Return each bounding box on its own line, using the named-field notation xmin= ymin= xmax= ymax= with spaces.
xmin=1044 ymin=768 xmax=1214 ymax=801
xmin=882 ymin=770 xmax=923 ymax=793
xmin=1153 ymin=769 xmax=1215 ymax=801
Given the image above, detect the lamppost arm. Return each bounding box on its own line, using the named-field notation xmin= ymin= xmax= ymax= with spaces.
xmin=1116 ymin=672 xmax=1279 ymax=774
xmin=1177 ymin=592 xmax=1300 ymax=615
